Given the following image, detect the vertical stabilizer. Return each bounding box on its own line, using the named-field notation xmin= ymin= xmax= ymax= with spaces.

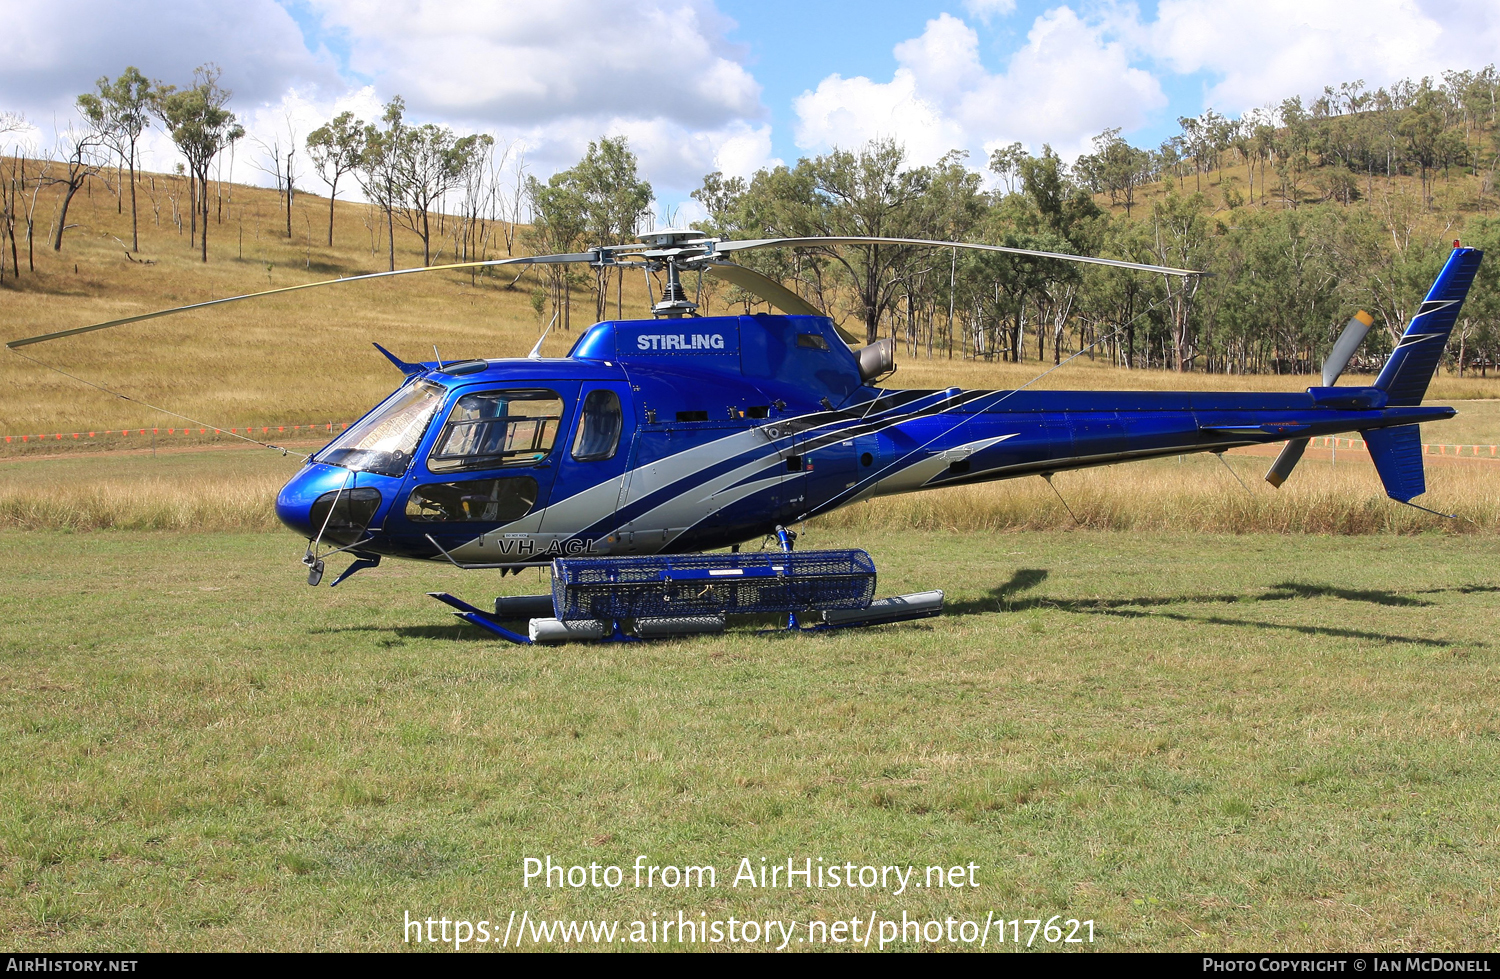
xmin=1362 ymin=425 xmax=1425 ymax=502
xmin=1374 ymin=247 xmax=1483 ymax=405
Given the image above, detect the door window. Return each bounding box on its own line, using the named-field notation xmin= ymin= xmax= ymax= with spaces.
xmin=427 ymin=389 xmax=564 ymax=473
xmin=405 ymin=477 xmax=539 ymax=523
xmin=571 ymin=389 xmax=623 ymax=461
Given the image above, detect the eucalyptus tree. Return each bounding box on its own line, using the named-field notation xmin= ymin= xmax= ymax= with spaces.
xmin=524 ymin=173 xmax=587 ymax=328
xmin=389 ymin=119 xmax=491 ymax=267
xmin=306 ymin=111 xmax=366 ymax=246
xmin=1075 ymin=127 xmax=1153 ymax=217
xmin=76 ymin=67 xmax=156 ymax=251
xmin=559 ymin=136 xmax=653 ymax=320
xmin=356 ymin=98 xmax=409 ymax=271
xmin=1014 ymin=146 xmax=1103 ymax=361
xmin=920 ymin=150 xmax=985 ymax=356
xmin=988 ymin=142 xmax=1026 ymax=195
xmin=156 ymin=65 xmax=242 ymax=262
xmin=743 ymin=139 xmax=933 ymax=344
xmin=50 ymin=114 xmax=110 ymax=253
xmin=1148 ymin=192 xmax=1211 ymax=370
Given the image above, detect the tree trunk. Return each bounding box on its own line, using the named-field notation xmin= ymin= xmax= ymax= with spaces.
xmin=199 ymin=166 xmax=209 ymax=262
xmin=285 ymin=150 xmax=294 ymax=239
xmin=1036 ymin=301 xmax=1044 ymax=361
xmin=128 ymin=144 xmax=139 ymax=252
xmin=385 ymin=184 xmax=395 ymax=272
xmin=327 ymin=175 xmax=337 ymax=247
xmin=53 ymin=179 xmax=83 ymax=251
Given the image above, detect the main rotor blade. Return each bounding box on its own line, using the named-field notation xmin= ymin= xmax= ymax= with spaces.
xmin=701 ymin=262 xmax=823 ymax=316
xmin=712 ymin=236 xmax=1204 ymax=277
xmin=699 ymin=263 xmax=865 ymax=345
xmin=6 ymin=252 xmax=598 ymax=349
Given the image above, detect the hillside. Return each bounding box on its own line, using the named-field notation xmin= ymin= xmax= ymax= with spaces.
xmin=2 ymin=164 xmax=1498 ymax=442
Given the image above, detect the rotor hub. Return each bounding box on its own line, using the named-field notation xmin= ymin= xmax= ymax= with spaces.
xmin=651 ymin=256 xmax=699 ymax=318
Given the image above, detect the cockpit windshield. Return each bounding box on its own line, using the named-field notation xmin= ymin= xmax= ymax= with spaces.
xmin=315 ymin=380 xmax=444 ymax=476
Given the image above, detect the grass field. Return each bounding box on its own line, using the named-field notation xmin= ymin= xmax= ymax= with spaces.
xmin=1 ymin=523 xmax=1496 ymax=951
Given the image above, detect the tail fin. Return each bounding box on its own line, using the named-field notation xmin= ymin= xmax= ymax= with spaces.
xmin=1373 ymin=246 xmax=1483 ymax=405
xmin=1362 ymin=425 xmax=1425 ymax=502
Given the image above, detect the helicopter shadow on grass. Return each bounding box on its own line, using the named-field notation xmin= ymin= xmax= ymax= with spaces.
xmin=308 ymin=623 xmax=496 ymax=643
xmin=947 ymin=569 xmax=1483 ymax=649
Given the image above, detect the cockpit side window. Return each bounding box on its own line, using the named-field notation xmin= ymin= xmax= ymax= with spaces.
xmin=427 ymin=388 xmax=563 ymax=474
xmin=571 ymin=389 xmax=623 ymax=461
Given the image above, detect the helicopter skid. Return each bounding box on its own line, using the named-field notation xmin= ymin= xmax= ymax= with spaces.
xmin=427 ymin=592 xmax=534 ymax=644
xmin=427 ymin=585 xmax=944 ymax=645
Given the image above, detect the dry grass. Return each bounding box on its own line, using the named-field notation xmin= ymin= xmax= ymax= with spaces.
xmin=0 ymin=442 xmax=302 ymax=531
xmin=894 ymin=357 xmax=1500 ymax=401
xmin=2 ymin=442 xmax=1495 ymax=534
xmin=813 ymin=451 xmax=1500 ymax=535
xmin=0 ymin=471 xmax=282 ymax=531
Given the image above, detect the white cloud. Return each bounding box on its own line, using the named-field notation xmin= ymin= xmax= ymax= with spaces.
xmin=298 ymin=0 xmax=775 ymax=194
xmin=305 ymin=0 xmax=762 ymax=129
xmin=794 ymin=69 xmax=970 ymax=167
xmin=0 ymin=0 xmax=338 ymax=118
xmin=1136 ymin=0 xmax=1500 ymax=115
xmin=0 ymin=0 xmax=771 ymax=199
xmin=794 ymin=10 xmax=1165 ymax=166
xmin=1150 ymin=0 xmax=1438 ymax=113
xmin=962 ymin=0 xmax=1017 ymax=23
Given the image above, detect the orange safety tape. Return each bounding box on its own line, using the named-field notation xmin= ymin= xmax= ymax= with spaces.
xmin=3 ymin=422 xmax=348 ymax=445
xmin=1306 ymin=439 xmax=1499 ymax=457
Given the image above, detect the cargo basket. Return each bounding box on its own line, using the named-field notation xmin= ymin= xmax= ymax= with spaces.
xmin=551 ymin=549 xmax=877 ymax=622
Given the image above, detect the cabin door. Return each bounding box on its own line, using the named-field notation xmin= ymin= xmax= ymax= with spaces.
xmin=539 ymin=381 xmax=637 ymax=552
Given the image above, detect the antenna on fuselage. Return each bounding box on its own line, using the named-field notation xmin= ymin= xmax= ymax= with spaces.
xmin=529 ymin=311 xmax=559 ymax=360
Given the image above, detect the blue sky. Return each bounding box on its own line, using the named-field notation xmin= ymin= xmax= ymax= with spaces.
xmin=3 ymin=0 xmax=1497 ymax=220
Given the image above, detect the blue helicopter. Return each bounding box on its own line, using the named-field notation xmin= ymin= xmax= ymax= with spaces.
xmin=9 ymin=233 xmax=1482 ymax=644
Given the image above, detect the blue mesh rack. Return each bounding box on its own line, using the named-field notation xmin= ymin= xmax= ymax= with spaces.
xmin=551 ymin=549 xmax=877 ymax=622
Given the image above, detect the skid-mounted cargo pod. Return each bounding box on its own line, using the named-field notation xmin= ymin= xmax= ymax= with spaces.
xmin=550 ymin=549 xmax=878 ymax=622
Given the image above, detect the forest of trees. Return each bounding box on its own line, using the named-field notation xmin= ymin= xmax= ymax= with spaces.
xmin=4 ymin=63 xmax=1500 ymax=376
xmin=689 ymin=67 xmax=1500 ymax=377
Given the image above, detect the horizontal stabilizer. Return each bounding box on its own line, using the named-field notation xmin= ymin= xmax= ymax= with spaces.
xmin=1363 ymin=425 xmax=1425 ymax=502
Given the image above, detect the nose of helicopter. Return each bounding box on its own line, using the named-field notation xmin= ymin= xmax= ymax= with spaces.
xmin=275 ymin=463 xmax=399 ymax=540
xmin=276 ymin=464 xmax=345 ymax=537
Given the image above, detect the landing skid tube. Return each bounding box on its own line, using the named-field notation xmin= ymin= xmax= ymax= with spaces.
xmin=428 ymin=589 xmax=944 ymax=645
xmin=427 ymin=592 xmax=534 ymax=645
xmin=428 ymin=535 xmax=943 ymax=645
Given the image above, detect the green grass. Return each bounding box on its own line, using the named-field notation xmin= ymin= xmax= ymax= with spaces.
xmin=1 ymin=524 xmax=1497 ymax=951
